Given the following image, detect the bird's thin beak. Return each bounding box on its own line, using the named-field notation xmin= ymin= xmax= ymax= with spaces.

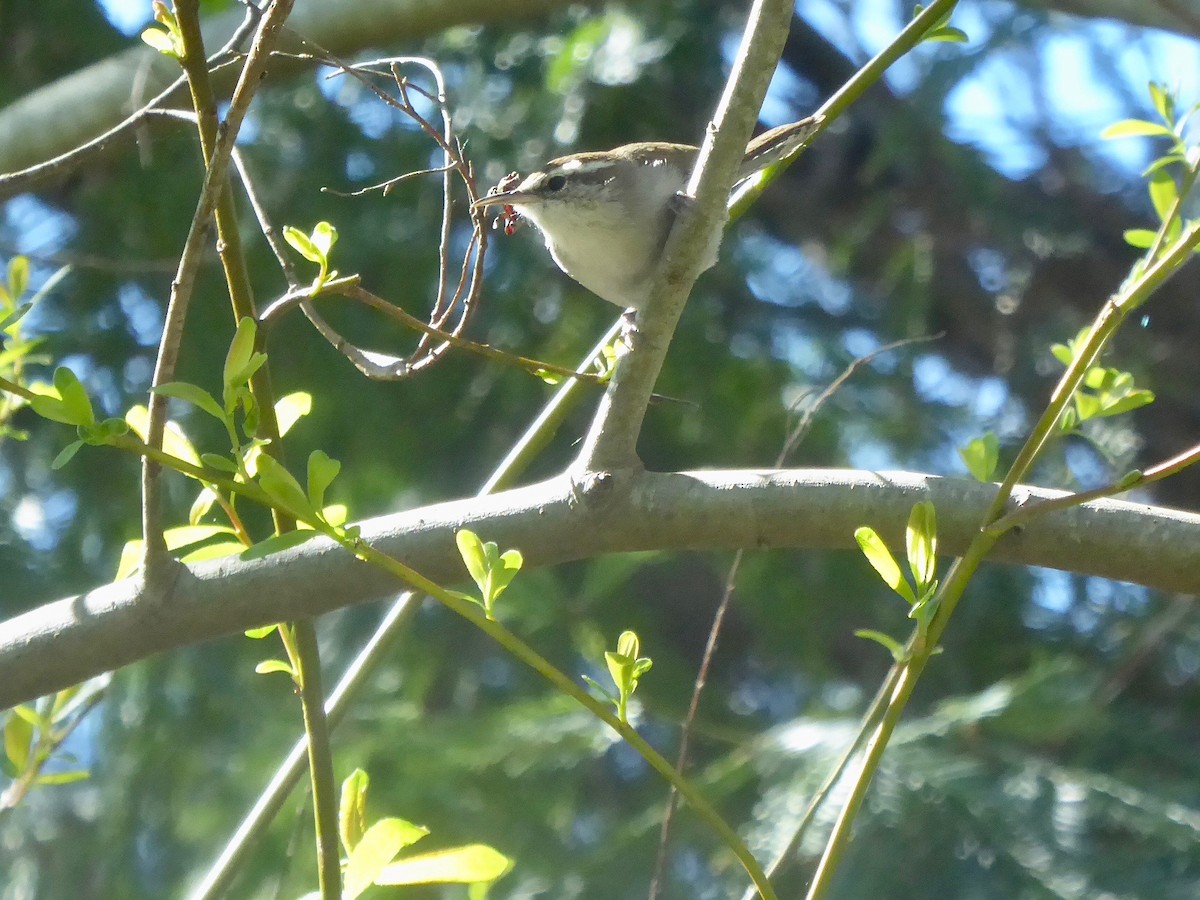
xmin=472 ymin=191 xmax=528 ymax=210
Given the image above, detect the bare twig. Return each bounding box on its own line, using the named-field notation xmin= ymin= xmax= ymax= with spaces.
xmin=253 ymin=46 xmax=490 ymax=381
xmin=651 ymin=335 xmax=938 ymax=898
xmin=261 ymin=278 xmax=604 ymax=385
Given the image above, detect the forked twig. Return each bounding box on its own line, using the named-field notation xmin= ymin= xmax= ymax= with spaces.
xmin=253 ymin=46 xmax=496 ymax=380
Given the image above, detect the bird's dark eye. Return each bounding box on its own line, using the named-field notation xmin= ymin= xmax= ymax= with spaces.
xmin=545 ymin=174 xmax=567 ymax=192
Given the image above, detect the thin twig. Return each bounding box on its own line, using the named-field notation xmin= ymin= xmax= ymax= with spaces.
xmin=255 ymin=48 xmax=490 ymax=377
xmin=261 ymin=277 xmax=605 ymax=385
xmin=650 ymin=336 xmax=937 ymax=898
xmin=987 ymin=440 xmax=1200 ymax=536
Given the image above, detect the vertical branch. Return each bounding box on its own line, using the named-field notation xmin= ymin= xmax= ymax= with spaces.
xmin=573 ymin=0 xmax=795 ymax=473
xmin=141 ymin=0 xmax=295 ymax=575
xmin=170 ymin=5 xmax=343 ymax=896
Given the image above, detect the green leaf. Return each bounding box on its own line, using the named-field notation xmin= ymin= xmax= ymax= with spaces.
xmin=456 ymin=529 xmax=488 ymax=595
xmin=582 ymin=674 xmax=618 ymax=704
xmin=488 ymin=549 xmax=523 ymax=604
xmin=546 ymin=17 xmax=612 ymax=94
xmin=224 ymin=353 xmax=268 ymax=401
xmin=1058 ymin=406 xmax=1079 ymax=434
xmin=958 ymin=431 xmax=999 ymax=482
xmin=1114 ymin=469 xmax=1144 ymax=491
xmin=1148 ymin=169 xmax=1178 ymax=223
xmin=180 ymin=541 xmax=246 ymax=564
xmin=253 ymin=659 xmax=295 ymax=677
xmin=905 ymin=501 xmax=938 ymax=592
xmin=7 ymin=256 xmax=29 ymax=301
xmin=854 ymin=526 xmax=916 ymax=605
xmin=189 ymin=486 xmax=218 ymax=524
xmin=54 ymin=367 xmax=94 ymax=426
xmin=140 ymin=26 xmax=179 ymax=57
xmin=9 ymin=705 xmax=43 ymax=729
xmin=376 ymin=844 xmax=513 ymax=886
xmin=163 ymin=524 xmax=235 ymax=551
xmin=1122 ymin=228 xmax=1157 ymax=249
xmin=1098 ymin=388 xmax=1156 ymax=418
xmin=321 ymin=504 xmax=349 ymax=527
xmin=446 ymin=589 xmax=484 ymax=609
xmin=34 ymin=770 xmax=90 ymax=786
xmin=151 ymin=382 xmax=226 ymax=422
xmin=344 ymin=818 xmax=430 ymax=899
xmin=0 ymin=301 xmax=32 ymax=332
xmin=924 ymin=26 xmax=968 ymax=43
xmin=274 ymin=392 xmax=312 ymax=436
xmin=1142 ymin=153 xmax=1187 ymax=177
xmin=1048 ymin=342 xmax=1073 ymax=365
xmin=27 ymin=395 xmax=68 ymax=425
xmin=255 ymin=455 xmax=316 ymax=521
xmin=28 ymin=369 xmax=94 ymax=427
xmin=310 ymin=221 xmax=338 ymax=258
xmin=235 ymin=386 xmax=260 ymax=434
xmin=51 ymin=440 xmax=85 ymax=469
xmin=339 ymin=769 xmax=370 ymax=855
xmin=855 ymin=629 xmax=907 ymax=661
xmin=224 ymin=318 xmax=258 ymax=392
xmin=244 ymin=624 xmax=278 ymax=639
xmin=307 ymin=450 xmax=340 ymax=513
xmin=124 ymin=405 xmax=201 ymax=467
xmin=86 ymin=417 xmax=129 ymax=443
xmin=239 ymin=529 xmax=317 ymax=561
xmin=114 ymin=540 xmax=143 ymax=581
xmin=4 ymin=710 xmax=34 ymax=771
xmin=1100 ymin=119 xmax=1174 ymax=140
xmin=1074 ymin=391 xmax=1102 ymax=421
xmin=283 ymin=225 xmax=322 ymax=263
xmin=616 ymin=630 xmax=640 ymax=660
xmin=199 ymin=453 xmax=239 ymax=474
xmin=1148 ymin=82 xmax=1172 ymax=125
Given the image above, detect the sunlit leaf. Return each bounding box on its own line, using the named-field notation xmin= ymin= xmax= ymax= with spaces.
xmin=344 ymin=818 xmax=430 ymax=899
xmin=456 ymin=529 xmax=487 ymax=595
xmin=376 ymin=844 xmax=512 ymax=886
xmin=151 ymin=382 xmax=225 ymax=422
xmin=4 ymin=711 xmax=34 ymax=772
xmin=339 ymin=769 xmax=370 ymax=855
xmin=239 ymin=529 xmax=317 ymax=561
xmin=958 ymin=432 xmax=998 ymax=482
xmin=223 ymin=318 xmax=258 ymax=392
xmin=255 ymin=455 xmax=315 ymax=522
xmin=1122 ymin=229 xmax=1157 ymax=249
xmin=854 ymin=526 xmax=916 ymax=605
xmin=906 ymin=501 xmax=938 ymax=592
xmin=275 ymin=392 xmax=313 ymax=436
xmin=1100 ymin=119 xmax=1174 ymax=140
xmin=855 ymin=629 xmax=907 ymax=661
xmin=307 ymin=450 xmax=340 ymax=513
xmin=253 ymin=659 xmax=295 ymax=677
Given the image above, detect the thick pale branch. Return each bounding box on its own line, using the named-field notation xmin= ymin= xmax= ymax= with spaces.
xmin=2 ymin=468 xmax=1198 ymax=709
xmin=0 ymin=0 xmax=616 ymax=190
